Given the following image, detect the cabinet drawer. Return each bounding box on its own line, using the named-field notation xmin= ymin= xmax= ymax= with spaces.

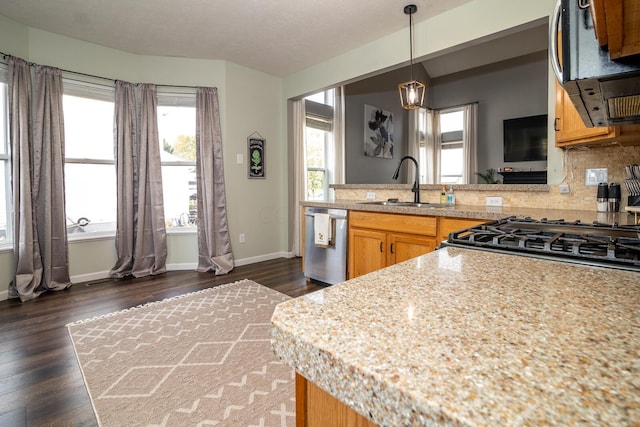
xmin=349 ymin=211 xmax=437 ymax=236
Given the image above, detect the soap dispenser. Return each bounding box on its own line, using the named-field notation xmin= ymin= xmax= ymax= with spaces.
xmin=440 ymin=185 xmax=447 ymax=204
xmin=446 ymin=186 xmax=456 ymax=206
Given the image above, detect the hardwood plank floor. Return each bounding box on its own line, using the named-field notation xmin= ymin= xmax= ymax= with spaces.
xmin=0 ymin=257 xmax=324 ymax=427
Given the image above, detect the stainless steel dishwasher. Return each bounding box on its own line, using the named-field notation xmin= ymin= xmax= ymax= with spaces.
xmin=303 ymin=207 xmax=347 ymax=285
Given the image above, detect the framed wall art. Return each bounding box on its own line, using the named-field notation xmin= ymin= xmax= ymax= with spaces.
xmin=248 ymin=133 xmax=266 ymax=179
xmin=364 ymin=104 xmax=394 ymax=159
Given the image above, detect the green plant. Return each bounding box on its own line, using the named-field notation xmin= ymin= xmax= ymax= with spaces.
xmin=476 ymin=168 xmax=500 ymax=184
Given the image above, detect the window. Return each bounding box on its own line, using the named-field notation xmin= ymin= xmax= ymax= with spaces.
xmin=157 ymin=92 xmax=196 ymax=228
xmin=304 ymin=90 xmax=334 ymax=200
xmin=63 ymin=80 xmax=116 ymax=236
xmin=0 ymin=71 xmax=9 ymax=245
xmin=439 ymin=109 xmax=464 ymax=184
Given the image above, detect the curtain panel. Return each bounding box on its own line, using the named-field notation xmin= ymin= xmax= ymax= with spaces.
xmin=109 ymin=81 xmax=138 ymax=277
xmin=463 ymin=103 xmax=479 ymax=184
xmin=194 ymin=87 xmax=234 ymax=274
xmin=110 ymin=83 xmax=168 ymax=278
xmin=291 ymin=99 xmax=306 ymax=257
xmin=8 ymin=59 xmax=71 ymax=301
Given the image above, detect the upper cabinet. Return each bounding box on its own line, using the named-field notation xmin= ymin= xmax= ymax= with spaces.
xmin=555 ymin=80 xmax=640 ymax=148
xmin=591 ymin=0 xmax=640 ymax=60
xmin=554 ymin=16 xmax=640 ymax=148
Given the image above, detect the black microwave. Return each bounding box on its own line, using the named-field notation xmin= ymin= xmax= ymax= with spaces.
xmin=550 ymin=0 xmax=640 ymax=127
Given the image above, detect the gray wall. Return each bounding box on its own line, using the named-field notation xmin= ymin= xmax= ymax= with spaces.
xmin=343 ymin=51 xmax=548 ymax=184
xmin=344 ymin=67 xmax=428 ymax=184
xmin=430 ymin=51 xmax=549 ymax=177
xmin=345 ymin=71 xmax=407 ymax=184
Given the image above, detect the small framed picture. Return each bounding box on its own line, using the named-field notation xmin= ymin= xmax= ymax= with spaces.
xmin=248 ymin=137 xmax=265 ymax=178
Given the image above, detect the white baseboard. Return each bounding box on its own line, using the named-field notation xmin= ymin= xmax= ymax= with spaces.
xmin=234 ymin=251 xmax=295 ymax=266
xmin=167 ymin=262 xmax=198 ymax=271
xmin=3 ymin=253 xmax=297 ymax=299
xmin=71 ymin=270 xmax=112 ymax=284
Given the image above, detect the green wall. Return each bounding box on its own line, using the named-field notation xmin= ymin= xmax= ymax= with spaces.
xmin=0 ymin=0 xmax=560 ymax=299
xmin=0 ymin=15 xmax=285 ymax=298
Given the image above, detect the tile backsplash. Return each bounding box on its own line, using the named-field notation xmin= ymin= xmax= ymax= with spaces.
xmin=333 ymin=145 xmax=640 ymax=212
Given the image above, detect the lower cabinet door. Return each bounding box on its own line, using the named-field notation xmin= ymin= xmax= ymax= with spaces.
xmin=348 ymin=228 xmax=386 ymax=279
xmin=388 ymin=232 xmax=436 ymax=265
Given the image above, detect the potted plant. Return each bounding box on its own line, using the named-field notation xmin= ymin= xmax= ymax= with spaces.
xmin=476 ymin=168 xmax=501 ymax=184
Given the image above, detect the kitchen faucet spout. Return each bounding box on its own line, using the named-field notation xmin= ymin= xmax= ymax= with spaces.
xmin=392 ymin=155 xmax=420 ymax=203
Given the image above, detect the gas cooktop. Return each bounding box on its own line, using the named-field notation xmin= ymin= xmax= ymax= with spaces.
xmin=445 ymin=217 xmax=640 ymax=271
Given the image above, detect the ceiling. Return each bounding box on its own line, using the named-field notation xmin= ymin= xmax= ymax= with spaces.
xmin=0 ymin=0 xmax=475 ymax=77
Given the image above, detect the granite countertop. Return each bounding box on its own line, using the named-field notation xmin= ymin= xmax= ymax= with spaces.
xmin=271 ymin=247 xmax=640 ymax=426
xmin=301 ymin=199 xmax=639 ymax=225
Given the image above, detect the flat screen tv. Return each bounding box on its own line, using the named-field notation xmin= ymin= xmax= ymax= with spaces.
xmin=503 ymin=114 xmax=548 ymax=163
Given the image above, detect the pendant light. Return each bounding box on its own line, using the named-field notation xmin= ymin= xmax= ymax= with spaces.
xmin=398 ymin=4 xmax=425 ymax=110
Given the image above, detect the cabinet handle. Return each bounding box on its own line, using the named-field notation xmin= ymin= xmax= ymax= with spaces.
xmin=554 ymin=117 xmax=560 ymax=131
xmin=379 ymin=242 xmax=383 ymax=253
xmin=390 ymin=243 xmax=394 ymax=253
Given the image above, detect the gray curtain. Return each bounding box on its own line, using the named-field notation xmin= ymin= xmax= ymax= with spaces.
xmin=8 ymin=59 xmax=71 ymax=301
xmin=195 ymin=87 xmax=234 ymax=273
xmin=109 ymin=81 xmax=137 ymax=277
xmin=110 ymin=83 xmax=167 ymax=278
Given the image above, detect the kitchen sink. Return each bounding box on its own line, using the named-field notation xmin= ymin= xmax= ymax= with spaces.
xmin=358 ymin=201 xmax=449 ymax=208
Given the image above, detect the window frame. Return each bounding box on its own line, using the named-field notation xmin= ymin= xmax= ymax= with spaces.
xmin=156 ymin=90 xmax=197 ymax=231
xmin=303 ymin=95 xmax=334 ymax=201
xmin=62 ymin=77 xmax=118 ymax=241
xmin=0 ymin=67 xmax=10 ymax=249
xmin=438 ymin=107 xmax=465 ymax=184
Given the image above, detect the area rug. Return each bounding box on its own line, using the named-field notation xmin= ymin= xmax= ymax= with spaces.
xmin=67 ymin=280 xmax=295 ymax=427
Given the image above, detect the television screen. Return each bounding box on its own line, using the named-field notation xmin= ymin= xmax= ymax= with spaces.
xmin=503 ymin=114 xmax=548 ymax=162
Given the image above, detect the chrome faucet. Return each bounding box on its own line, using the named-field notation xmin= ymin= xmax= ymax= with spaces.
xmin=392 ymin=155 xmax=420 ymax=203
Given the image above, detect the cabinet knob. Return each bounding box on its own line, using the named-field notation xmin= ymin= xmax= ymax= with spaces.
xmin=554 ymin=117 xmax=560 ymax=131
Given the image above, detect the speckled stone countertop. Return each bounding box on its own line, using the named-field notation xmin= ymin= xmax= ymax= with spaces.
xmin=271 ymin=247 xmax=640 ymax=426
xmin=302 ymin=199 xmax=639 ymax=225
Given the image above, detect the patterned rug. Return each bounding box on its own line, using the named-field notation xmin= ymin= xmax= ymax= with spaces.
xmin=67 ymin=280 xmax=295 ymax=427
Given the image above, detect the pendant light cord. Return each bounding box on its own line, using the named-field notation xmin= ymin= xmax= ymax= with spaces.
xmin=409 ymin=11 xmax=414 ymax=82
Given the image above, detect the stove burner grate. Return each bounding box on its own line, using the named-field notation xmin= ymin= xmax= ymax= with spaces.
xmin=448 ymin=217 xmax=640 ymax=270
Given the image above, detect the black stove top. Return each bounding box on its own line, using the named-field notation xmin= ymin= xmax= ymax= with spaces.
xmin=446 ymin=217 xmax=640 ymax=271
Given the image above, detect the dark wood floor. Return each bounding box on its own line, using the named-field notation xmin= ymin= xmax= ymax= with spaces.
xmin=0 ymin=257 xmax=323 ymax=427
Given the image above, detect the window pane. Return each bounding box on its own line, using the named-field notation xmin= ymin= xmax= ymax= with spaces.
xmin=440 ymin=110 xmax=463 ymax=133
xmin=63 ymin=95 xmax=114 ymax=160
xmin=307 ymin=170 xmax=326 ymax=201
xmin=0 ymin=161 xmax=7 ymax=241
xmin=440 ymin=146 xmax=464 ymax=184
xmin=158 ymin=105 xmax=196 ymax=162
xmin=305 ymin=127 xmax=326 ymax=168
xmin=158 ymin=104 xmax=196 ymax=229
xmin=162 ymin=165 xmax=196 ymax=227
xmin=65 ymin=163 xmax=116 ymax=232
xmin=0 ymin=83 xmax=6 ymax=155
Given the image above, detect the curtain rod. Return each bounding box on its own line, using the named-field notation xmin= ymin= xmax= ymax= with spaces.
xmin=1 ymin=51 xmax=200 ymax=90
xmin=433 ymin=100 xmax=479 ymax=111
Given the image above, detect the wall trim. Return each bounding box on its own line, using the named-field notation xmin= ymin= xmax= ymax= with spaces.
xmin=0 ymin=252 xmax=297 ymax=301
xmin=234 ymin=251 xmax=295 ymax=266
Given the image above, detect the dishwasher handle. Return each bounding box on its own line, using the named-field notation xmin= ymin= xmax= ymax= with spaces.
xmin=304 ymin=213 xmax=347 ymax=220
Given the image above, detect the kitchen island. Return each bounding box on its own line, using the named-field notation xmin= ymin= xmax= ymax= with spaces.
xmin=271 ymin=247 xmax=639 ymax=426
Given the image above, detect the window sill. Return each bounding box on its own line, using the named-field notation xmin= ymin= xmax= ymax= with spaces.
xmin=167 ymin=226 xmax=197 ymax=235
xmin=68 ymin=231 xmax=116 ymax=243
xmin=0 ymin=243 xmax=13 ymax=254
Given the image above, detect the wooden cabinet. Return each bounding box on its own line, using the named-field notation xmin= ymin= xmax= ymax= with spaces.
xmin=591 ymin=0 xmax=640 ymax=60
xmin=554 ymin=80 xmax=620 ymax=146
xmin=554 ymin=30 xmax=640 ymax=147
xmin=554 ymin=80 xmax=640 ymax=147
xmin=296 ymin=373 xmax=377 ymax=427
xmin=438 ymin=217 xmax=487 ymax=243
xmin=348 ymin=211 xmax=437 ymax=279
